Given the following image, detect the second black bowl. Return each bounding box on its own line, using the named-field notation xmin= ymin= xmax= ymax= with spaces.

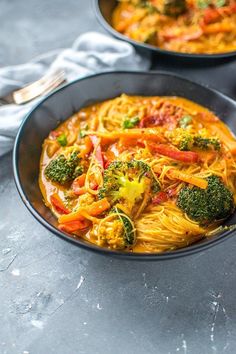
xmin=94 ymin=0 xmax=236 ymax=61
xmin=13 ymin=71 xmax=236 ymax=260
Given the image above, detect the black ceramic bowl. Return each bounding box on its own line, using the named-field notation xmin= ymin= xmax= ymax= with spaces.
xmin=13 ymin=71 xmax=236 ymax=260
xmin=94 ymin=0 xmax=236 ymax=60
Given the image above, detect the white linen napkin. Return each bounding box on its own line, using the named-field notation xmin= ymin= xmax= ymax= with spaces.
xmin=0 ymin=32 xmax=150 ymax=157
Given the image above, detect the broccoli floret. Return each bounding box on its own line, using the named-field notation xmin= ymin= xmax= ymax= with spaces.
xmin=169 ymin=129 xmax=221 ymax=151
xmin=161 ymin=0 xmax=186 ymax=16
xmin=137 ymin=0 xmax=186 ymax=16
xmin=98 ymin=160 xmax=160 ymax=211
xmin=179 ymin=115 xmax=192 ymax=128
xmin=137 ymin=0 xmax=158 ymax=13
xmin=45 ymin=151 xmax=83 ymax=185
xmin=98 ymin=206 xmax=136 ymax=250
xmin=179 ymin=134 xmax=193 ymax=151
xmin=177 ymin=175 xmax=234 ymax=224
xmin=197 ymin=0 xmax=227 ymax=9
xmin=57 ymin=133 xmax=67 ymax=147
xmin=193 ymin=136 xmax=221 ymax=151
xmin=123 ymin=116 xmax=140 ymax=129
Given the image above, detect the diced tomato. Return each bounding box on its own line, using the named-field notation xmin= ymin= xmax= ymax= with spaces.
xmin=59 ymin=219 xmax=90 ymax=233
xmin=139 ymin=102 xmax=183 ymax=129
xmin=203 ymin=8 xmax=221 ymax=25
xmin=49 ymin=130 xmax=62 ymax=139
xmin=89 ymin=135 xmax=104 ymax=168
xmin=230 ymin=3 xmax=236 ymax=13
xmin=167 ymin=188 xmax=178 ymax=197
xmin=152 ymin=191 xmax=168 ymax=205
xmin=103 ymin=155 xmax=112 ymax=169
xmin=90 ymin=182 xmax=99 ymax=190
xmin=149 ymin=143 xmax=199 ymax=164
xmin=50 ymin=194 xmax=70 ymax=214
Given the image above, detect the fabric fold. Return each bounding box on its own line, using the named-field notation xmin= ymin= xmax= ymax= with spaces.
xmin=0 ymin=32 xmax=150 ymax=157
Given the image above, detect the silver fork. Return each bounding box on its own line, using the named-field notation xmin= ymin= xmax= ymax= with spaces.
xmin=0 ymin=69 xmax=66 ymax=106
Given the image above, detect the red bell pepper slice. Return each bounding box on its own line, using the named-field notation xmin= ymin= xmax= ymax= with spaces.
xmin=152 ymin=191 xmax=168 ymax=205
xmin=89 ymin=135 xmax=104 ymax=168
xmin=50 ymin=193 xmax=70 ymax=214
xmin=149 ymin=143 xmax=199 ymax=164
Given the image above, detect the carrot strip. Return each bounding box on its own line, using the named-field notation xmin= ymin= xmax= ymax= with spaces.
xmin=59 ymin=219 xmax=90 ymax=233
xmin=149 ymin=143 xmax=199 ymax=163
xmin=58 ymin=198 xmax=110 ymax=223
xmin=72 ymin=174 xmax=86 ymax=195
xmin=169 ymin=170 xmax=208 ymax=189
xmin=89 ymin=129 xmax=166 ymax=144
xmin=79 ymin=136 xmax=93 ymax=158
xmin=203 ymin=23 xmax=234 ymax=34
xmin=50 ymin=194 xmax=70 ymax=214
xmin=90 ymin=115 xmax=99 ymax=131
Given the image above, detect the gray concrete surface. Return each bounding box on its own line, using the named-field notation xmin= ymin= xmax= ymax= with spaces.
xmin=1 ymin=1 xmax=236 ymax=354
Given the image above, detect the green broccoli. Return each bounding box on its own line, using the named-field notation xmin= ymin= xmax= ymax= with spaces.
xmin=57 ymin=133 xmax=67 ymax=147
xmin=138 ymin=1 xmax=158 ymax=13
xmin=123 ymin=116 xmax=140 ymax=129
xmin=45 ymin=151 xmax=83 ymax=185
xmin=197 ymin=0 xmax=226 ymax=9
xmin=179 ymin=115 xmax=192 ymax=129
xmin=193 ymin=136 xmax=221 ymax=151
xmin=173 ymin=129 xmax=221 ymax=151
xmin=98 ymin=160 xmax=160 ymax=211
xmin=177 ymin=175 xmax=234 ymax=224
xmin=162 ymin=0 xmax=187 ymax=16
xmin=98 ymin=206 xmax=136 ymax=249
xmin=136 ymin=0 xmax=186 ymax=16
xmin=179 ymin=133 xmax=193 ymax=151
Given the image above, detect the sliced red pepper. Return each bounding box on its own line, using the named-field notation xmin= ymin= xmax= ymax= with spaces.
xmin=202 ymin=8 xmax=221 ymax=25
xmin=230 ymin=2 xmax=236 ymax=13
xmin=167 ymin=188 xmax=178 ymax=198
xmin=152 ymin=191 xmax=168 ymax=205
xmin=59 ymin=219 xmax=90 ymax=233
xmin=89 ymin=135 xmax=104 ymax=168
xmin=50 ymin=193 xmax=70 ymax=214
xmin=49 ymin=130 xmax=62 ymax=139
xmin=149 ymin=143 xmax=199 ymax=164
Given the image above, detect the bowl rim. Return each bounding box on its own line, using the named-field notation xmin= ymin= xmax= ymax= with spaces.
xmin=93 ymin=0 xmax=236 ymax=60
xmin=13 ymin=70 xmax=236 ymax=260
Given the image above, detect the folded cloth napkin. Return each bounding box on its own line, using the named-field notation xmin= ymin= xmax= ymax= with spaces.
xmin=0 ymin=31 xmax=150 ymax=157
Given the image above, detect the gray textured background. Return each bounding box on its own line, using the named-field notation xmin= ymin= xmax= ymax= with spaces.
xmin=1 ymin=1 xmax=236 ymax=354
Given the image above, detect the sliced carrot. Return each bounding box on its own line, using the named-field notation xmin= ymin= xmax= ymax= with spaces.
xmin=90 ymin=115 xmax=99 ymax=131
xmin=79 ymin=136 xmax=93 ymax=158
xmin=149 ymin=143 xmax=199 ymax=163
xmin=203 ymin=22 xmax=234 ymax=34
xmin=58 ymin=198 xmax=110 ymax=223
xmin=72 ymin=174 xmax=86 ymax=195
xmin=59 ymin=219 xmax=90 ymax=233
xmin=90 ymin=129 xmax=166 ymax=144
xmin=169 ymin=170 xmax=208 ymax=189
xmin=50 ymin=193 xmax=70 ymax=214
